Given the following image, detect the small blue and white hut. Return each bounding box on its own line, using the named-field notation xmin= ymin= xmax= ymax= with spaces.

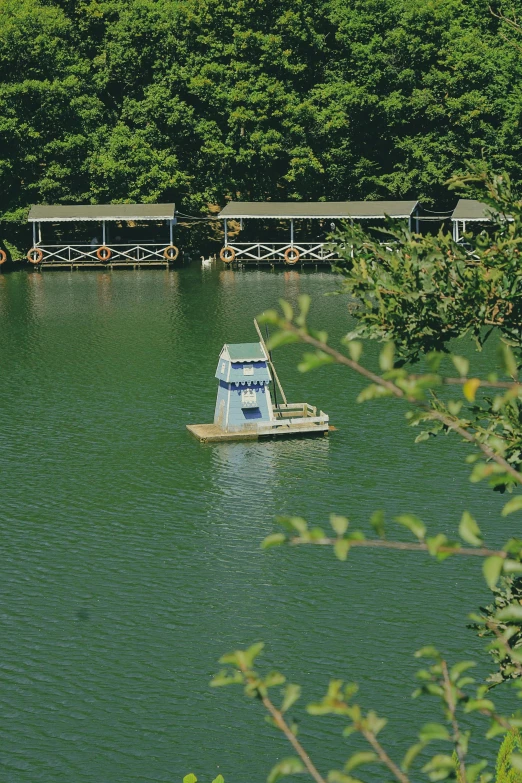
xmin=214 ymin=342 xmax=273 ymax=431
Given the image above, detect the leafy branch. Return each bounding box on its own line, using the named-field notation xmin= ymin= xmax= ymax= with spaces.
xmin=260 ymin=299 xmax=522 ymax=489
xmin=263 ymin=509 xmax=522 ymax=590
xmin=212 ymin=643 xmax=520 ymax=783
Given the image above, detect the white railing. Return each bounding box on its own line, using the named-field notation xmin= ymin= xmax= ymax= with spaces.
xmin=223 ymin=242 xmax=338 ymax=263
xmin=33 ymin=244 xmax=175 ymax=265
xmin=257 ymin=402 xmax=329 ymax=434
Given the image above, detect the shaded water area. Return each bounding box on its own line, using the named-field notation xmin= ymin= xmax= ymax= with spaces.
xmin=0 ymin=264 xmax=516 ymax=782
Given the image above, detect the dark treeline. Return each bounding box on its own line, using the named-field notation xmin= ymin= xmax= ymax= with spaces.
xmin=1 ymin=0 xmax=522 ymax=230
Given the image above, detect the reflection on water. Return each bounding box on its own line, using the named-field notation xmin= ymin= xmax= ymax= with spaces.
xmin=0 ymin=265 xmax=515 ymax=782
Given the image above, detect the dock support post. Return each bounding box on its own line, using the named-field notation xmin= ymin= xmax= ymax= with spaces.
xmin=454 ymin=221 xmax=459 ymax=242
xmin=102 ymin=221 xmax=106 ymax=245
xmin=169 ymin=219 xmax=173 ymax=245
xmin=224 ymin=220 xmax=228 ymax=246
xmin=415 ymin=209 xmax=419 ymax=234
xmin=290 ymin=219 xmax=294 ymax=247
xmin=38 ymin=222 xmax=42 ymax=244
xmin=32 ymin=222 xmax=36 ymax=247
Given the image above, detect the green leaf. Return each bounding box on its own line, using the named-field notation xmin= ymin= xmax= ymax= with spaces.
xmin=496 ymin=603 xmax=522 ymax=622
xmin=281 ymin=684 xmax=301 ymax=713
xmin=415 ymin=646 xmax=440 ymax=659
xmin=211 ymin=777 xmax=225 ymax=783
xmin=466 ymin=760 xmax=488 ymax=783
xmin=395 ymin=514 xmax=426 ymax=541
xmin=402 ymin=742 xmax=427 ymax=771
xmin=422 ymin=753 xmax=457 ymax=781
xmin=483 ymin=556 xmax=504 ymax=588
xmin=259 ymin=309 xmax=280 ymax=325
xmin=452 ymin=355 xmax=470 ymax=378
xmin=511 ymin=753 xmax=522 ymax=772
xmin=296 ymin=294 xmax=311 ymax=326
xmin=261 ymin=533 xmax=287 ymax=550
xmin=459 ymin=511 xmax=483 ymax=546
xmin=499 ymin=342 xmax=518 ymax=379
xmin=379 ymin=342 xmax=395 ymax=371
xmin=334 ymin=539 xmax=351 ymax=561
xmin=183 ymin=776 xmax=197 ymax=783
xmin=264 ymin=671 xmax=286 ymax=688
xmin=419 ymin=723 xmax=451 ymax=741
xmin=267 ymin=331 xmax=300 ymax=351
xmin=330 ymin=514 xmax=349 ymax=536
xmin=426 ymin=351 xmax=444 ymax=372
xmin=243 ymin=642 xmax=265 ymax=667
xmin=370 ymin=510 xmax=385 ymax=538
xmin=450 ymin=661 xmax=475 ymax=681
xmin=502 ymin=496 xmax=522 ymax=517
xmin=267 ymin=757 xmax=305 ymax=783
xmin=346 ymin=340 xmax=363 ymax=363
xmin=503 ymin=559 xmax=522 ymax=574
xmin=279 ymin=299 xmax=293 ymax=322
xmin=328 ymin=773 xmax=364 ymax=783
xmin=366 ymin=709 xmax=387 ymax=735
xmin=344 ymin=751 xmax=378 ymax=772
xmin=356 ymin=384 xmax=393 ymax=402
xmin=298 ymin=351 xmax=335 ymax=373
xmin=277 ymin=516 xmax=308 ymax=534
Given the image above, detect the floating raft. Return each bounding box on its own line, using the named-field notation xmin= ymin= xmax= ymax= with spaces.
xmin=187 ymin=322 xmax=331 ymax=444
xmin=187 ymin=403 xmax=331 ymax=443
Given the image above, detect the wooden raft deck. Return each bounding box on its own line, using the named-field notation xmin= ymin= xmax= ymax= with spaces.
xmin=187 ymin=403 xmax=331 ymax=443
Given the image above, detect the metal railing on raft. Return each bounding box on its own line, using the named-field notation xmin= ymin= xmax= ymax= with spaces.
xmin=219 ymin=242 xmax=340 ymax=264
xmin=26 ymin=243 xmax=180 ymax=266
xmin=258 ymin=403 xmax=329 ymax=433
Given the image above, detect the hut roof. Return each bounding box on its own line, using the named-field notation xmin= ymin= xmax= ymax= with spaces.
xmin=451 ymin=199 xmax=501 ymax=221
xmin=224 ymin=343 xmax=267 ymax=362
xmin=28 ymin=204 xmax=176 ymax=222
xmin=218 ymin=201 xmax=418 ymax=220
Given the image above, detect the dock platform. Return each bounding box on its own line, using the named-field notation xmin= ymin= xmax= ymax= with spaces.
xmin=187 ymin=402 xmax=331 ymax=443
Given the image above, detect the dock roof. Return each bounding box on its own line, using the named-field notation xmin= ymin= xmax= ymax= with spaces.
xmin=451 ymin=199 xmax=501 ymax=221
xmin=218 ymin=200 xmax=418 ymax=220
xmin=28 ymin=203 xmax=176 ymax=222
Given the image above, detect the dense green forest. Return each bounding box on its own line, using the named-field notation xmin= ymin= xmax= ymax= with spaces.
xmin=1 ymin=0 xmax=522 ymax=227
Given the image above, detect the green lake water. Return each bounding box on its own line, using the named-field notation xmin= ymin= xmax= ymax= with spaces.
xmin=0 ymin=264 xmax=517 ymax=782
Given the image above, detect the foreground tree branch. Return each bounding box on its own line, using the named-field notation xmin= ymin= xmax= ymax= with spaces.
xmin=267 ymin=318 xmax=522 ymax=488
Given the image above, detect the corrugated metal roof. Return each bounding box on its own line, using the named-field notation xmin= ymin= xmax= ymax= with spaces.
xmin=218 ymin=200 xmax=418 ymax=219
xmin=451 ymin=199 xmax=497 ymax=221
xmin=226 ymin=342 xmax=267 ymax=361
xmin=28 ymin=204 xmax=176 ymax=222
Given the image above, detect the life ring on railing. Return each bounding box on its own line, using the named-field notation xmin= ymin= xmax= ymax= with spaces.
xmin=284 ymin=247 xmax=300 ymax=265
xmin=27 ymin=247 xmax=43 ymax=264
xmin=97 ymin=246 xmax=111 ymax=262
xmin=163 ymin=245 xmax=179 ymax=261
xmin=0 ymin=249 xmax=6 ymax=265
xmin=220 ymin=246 xmax=235 ymax=263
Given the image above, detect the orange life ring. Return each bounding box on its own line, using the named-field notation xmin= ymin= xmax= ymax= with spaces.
xmin=0 ymin=249 xmax=6 ymax=265
xmin=284 ymin=247 xmax=300 ymax=265
xmin=97 ymin=246 xmax=111 ymax=262
xmin=27 ymin=247 xmax=43 ymax=264
xmin=220 ymin=246 xmax=235 ymax=263
xmin=163 ymin=245 xmax=179 ymax=261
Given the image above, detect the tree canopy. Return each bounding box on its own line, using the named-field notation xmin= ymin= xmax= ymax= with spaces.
xmin=1 ymin=0 xmax=522 ymax=232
